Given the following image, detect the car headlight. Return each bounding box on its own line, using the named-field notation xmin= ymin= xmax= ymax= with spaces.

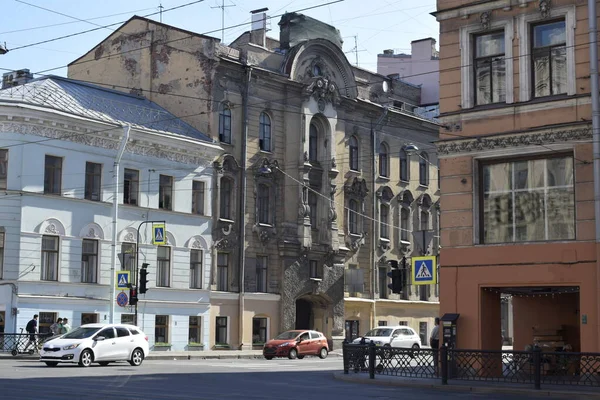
xmin=277 ymin=342 xmax=292 ymax=347
xmin=62 ymin=344 xmax=80 ymax=350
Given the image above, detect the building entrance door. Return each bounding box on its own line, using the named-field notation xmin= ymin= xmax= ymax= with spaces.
xmin=295 ymin=299 xmax=313 ymax=330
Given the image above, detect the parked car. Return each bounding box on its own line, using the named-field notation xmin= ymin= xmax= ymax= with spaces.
xmin=39 ymin=323 xmax=149 ymax=367
xmin=352 ymin=326 xmax=421 ymax=349
xmin=263 ymin=330 xmax=329 ymax=360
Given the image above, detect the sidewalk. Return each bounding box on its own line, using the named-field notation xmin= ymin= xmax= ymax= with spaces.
xmin=333 ymin=372 xmax=600 ymax=398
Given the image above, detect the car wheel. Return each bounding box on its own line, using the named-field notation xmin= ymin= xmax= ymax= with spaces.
xmin=297 ymin=355 xmax=305 ymax=359
xmin=264 ymin=356 xmax=274 ymax=360
xmin=78 ymin=349 xmax=93 ymax=367
xmin=129 ymin=348 xmax=144 ymax=367
xmin=319 ymin=347 xmax=328 ymax=359
xmin=99 ymin=362 xmax=110 ymax=366
xmin=412 ymin=343 xmax=420 ymax=350
xmin=45 ymin=362 xmax=59 ymax=367
xmin=288 ymin=348 xmax=298 ymax=360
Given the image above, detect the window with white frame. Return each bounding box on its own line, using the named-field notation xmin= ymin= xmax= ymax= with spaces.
xmin=380 ymin=204 xmax=390 ymax=240
xmin=257 ymin=183 xmax=270 ymax=224
xmin=84 ymin=162 xmax=102 ymax=201
xmin=259 ymin=112 xmax=271 ymax=152
xmin=252 ymin=317 xmax=267 ymax=345
xmin=419 ymin=153 xmax=429 ymax=186
xmin=399 ymin=149 xmax=409 ymax=182
xmin=474 ymin=31 xmax=506 ymax=105
xmin=123 ymin=168 xmax=139 ymax=206
xmin=215 ymin=316 xmax=228 ymax=345
xmin=217 ymin=253 xmax=229 ymax=291
xmin=41 ymin=235 xmax=59 ymax=281
xmin=0 ymin=149 xmax=6 ymax=190
xmin=344 ymin=265 xmax=364 ymax=293
xmin=531 ymin=20 xmax=567 ymax=98
xmin=81 ymin=239 xmax=98 ymax=283
xmin=120 ymin=243 xmax=136 ymax=272
xmin=159 ymin=175 xmax=173 ymax=211
xmin=155 ymin=315 xmax=169 ymax=344
xmin=188 ymin=316 xmax=201 ymax=344
xmin=192 ymin=181 xmax=205 ymax=215
xmin=156 ymin=246 xmax=171 ymax=287
xmin=349 ymin=136 xmax=359 ymax=171
xmin=481 ymin=154 xmax=574 ymax=244
xmin=379 ymin=142 xmax=389 ymax=177
xmin=44 ymin=155 xmax=62 ymax=195
xmin=190 ymin=249 xmax=203 ymax=289
xmin=256 ymin=255 xmax=267 ymax=293
xmin=219 ymin=106 xmax=232 ymax=144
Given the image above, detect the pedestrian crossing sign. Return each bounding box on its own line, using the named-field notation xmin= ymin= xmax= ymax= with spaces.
xmin=152 ymin=223 xmax=166 ymax=245
xmin=116 ymin=271 xmax=130 ymax=290
xmin=411 ymin=256 xmax=437 ymax=286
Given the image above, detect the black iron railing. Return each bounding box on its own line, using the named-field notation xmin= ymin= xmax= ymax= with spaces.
xmin=0 ymin=333 xmax=55 ymax=356
xmin=342 ymin=342 xmax=600 ymax=390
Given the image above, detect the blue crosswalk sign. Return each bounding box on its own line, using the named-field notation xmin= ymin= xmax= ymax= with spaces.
xmin=153 ymin=223 xmax=166 ymax=245
xmin=116 ymin=271 xmax=129 ymax=290
xmin=411 ymin=256 xmax=437 ymax=286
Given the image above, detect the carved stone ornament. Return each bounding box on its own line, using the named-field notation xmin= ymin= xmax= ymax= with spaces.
xmin=253 ymin=225 xmax=277 ymax=244
xmin=331 ymin=157 xmax=337 ymax=169
xmin=45 ymin=224 xmax=58 ymax=234
xmin=214 ymin=238 xmax=236 ymax=250
xmin=539 ymin=0 xmax=550 ymax=18
xmin=86 ymin=228 xmax=99 ymax=238
xmin=298 ymin=203 xmax=310 ymax=218
xmin=437 ymin=128 xmax=592 ymax=155
xmin=123 ymin=232 xmax=136 ymax=243
xmin=480 ymin=11 xmax=491 ymax=30
xmin=303 ymin=151 xmax=309 ymax=162
xmin=379 ymin=239 xmax=391 ymax=252
xmin=305 ymin=77 xmax=341 ymax=107
xmin=344 ymin=177 xmax=369 ymax=199
xmin=346 ymin=232 xmax=366 ymax=252
xmin=192 ymin=239 xmax=203 ymax=249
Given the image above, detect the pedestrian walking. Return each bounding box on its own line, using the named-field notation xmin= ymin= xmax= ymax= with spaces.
xmin=23 ymin=314 xmax=38 ymax=352
xmin=50 ymin=318 xmax=63 ymax=336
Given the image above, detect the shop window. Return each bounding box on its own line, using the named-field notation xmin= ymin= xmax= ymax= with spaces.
xmin=81 ymin=313 xmax=98 ymax=325
xmin=252 ymin=317 xmax=267 ymax=346
xmin=39 ymin=312 xmax=57 ymax=335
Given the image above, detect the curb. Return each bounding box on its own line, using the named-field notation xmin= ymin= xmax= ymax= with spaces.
xmin=0 ymin=352 xmax=343 ymax=361
xmin=332 ymin=372 xmax=600 ymax=398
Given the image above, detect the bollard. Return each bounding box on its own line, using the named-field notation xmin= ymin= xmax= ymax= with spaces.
xmin=440 ymin=345 xmax=448 ymax=385
xmin=368 ymin=341 xmax=376 ymax=379
xmin=342 ymin=341 xmax=349 ymax=374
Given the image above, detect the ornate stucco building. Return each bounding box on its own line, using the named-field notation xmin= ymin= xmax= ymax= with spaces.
xmin=67 ymin=12 xmax=440 ymax=349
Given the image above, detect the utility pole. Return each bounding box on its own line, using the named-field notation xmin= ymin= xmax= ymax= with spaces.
xmin=158 ymin=3 xmax=164 ymax=23
xmin=211 ymin=0 xmax=236 ymax=42
xmin=354 ymin=35 xmax=359 ymax=66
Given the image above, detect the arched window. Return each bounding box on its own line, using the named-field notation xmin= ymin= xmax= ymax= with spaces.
xmin=309 ymin=123 xmax=318 ymax=162
xmin=400 ymin=149 xmax=408 ymax=182
xmin=349 ymin=136 xmax=359 ymax=171
xmin=259 ymin=112 xmax=271 ymax=152
xmin=379 ymin=142 xmax=389 ymax=177
xmin=219 ymin=106 xmax=232 ymax=144
xmin=348 ymin=198 xmax=359 ymax=234
xmin=419 ymin=152 xmax=429 ymax=186
xmin=380 ymin=204 xmax=390 ymax=239
xmin=401 ymin=208 xmax=410 ymax=242
xmin=220 ymin=177 xmax=233 ymax=219
xmin=257 ymin=183 xmax=270 ymax=224
xmin=420 ymin=210 xmax=430 ymax=231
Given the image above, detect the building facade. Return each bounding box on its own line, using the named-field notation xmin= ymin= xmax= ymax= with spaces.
xmin=0 ymin=76 xmax=222 ymax=351
xmin=67 ymin=12 xmax=441 ymax=350
xmin=434 ymin=0 xmax=599 ymax=351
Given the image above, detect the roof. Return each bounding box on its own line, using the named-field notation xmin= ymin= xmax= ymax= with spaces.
xmin=0 ymin=75 xmax=212 ymax=142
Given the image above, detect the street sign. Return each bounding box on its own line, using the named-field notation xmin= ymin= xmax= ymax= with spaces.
xmin=116 ymin=271 xmax=130 ymax=290
xmin=411 ymin=256 xmax=437 ymax=286
xmin=152 ymin=223 xmax=166 ymax=245
xmin=116 ymin=291 xmax=129 ymax=307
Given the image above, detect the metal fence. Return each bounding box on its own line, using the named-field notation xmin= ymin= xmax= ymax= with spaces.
xmin=343 ymin=342 xmax=600 ymax=390
xmin=0 ymin=333 xmax=55 ymax=356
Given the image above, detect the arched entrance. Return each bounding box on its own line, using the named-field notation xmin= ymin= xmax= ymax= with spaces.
xmin=294 ymin=294 xmax=331 ymax=334
xmin=295 ymin=298 xmax=313 ymax=330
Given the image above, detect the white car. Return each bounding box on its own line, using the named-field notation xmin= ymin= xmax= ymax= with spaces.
xmin=39 ymin=323 xmax=149 ymax=367
xmin=352 ymin=326 xmax=422 ymax=349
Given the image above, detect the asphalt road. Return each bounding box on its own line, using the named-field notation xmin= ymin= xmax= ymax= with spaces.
xmin=0 ymin=356 xmax=581 ymax=400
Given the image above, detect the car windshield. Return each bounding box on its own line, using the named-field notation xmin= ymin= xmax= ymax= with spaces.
xmin=365 ymin=328 xmax=393 ymax=337
xmin=61 ymin=327 xmax=101 ymax=339
xmin=275 ymin=331 xmax=301 ymax=340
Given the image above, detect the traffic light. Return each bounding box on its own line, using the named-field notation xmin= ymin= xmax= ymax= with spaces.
xmin=129 ymin=285 xmax=138 ymax=306
xmin=387 ymin=257 xmax=406 ymax=294
xmin=139 ymin=263 xmax=149 ymax=294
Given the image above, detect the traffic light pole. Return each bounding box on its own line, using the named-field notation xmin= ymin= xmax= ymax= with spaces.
xmin=134 ymin=220 xmax=165 ymax=326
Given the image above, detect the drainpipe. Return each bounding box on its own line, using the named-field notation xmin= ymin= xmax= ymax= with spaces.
xmin=238 ymin=64 xmax=252 ymax=349
xmin=588 ymin=0 xmax=600 ymax=349
xmin=109 ymin=125 xmax=131 ymax=324
xmin=371 ymin=108 xmax=389 ymax=329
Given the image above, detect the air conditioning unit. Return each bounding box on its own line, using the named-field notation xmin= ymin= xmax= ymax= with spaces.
xmin=2 ymin=69 xmax=33 ymax=89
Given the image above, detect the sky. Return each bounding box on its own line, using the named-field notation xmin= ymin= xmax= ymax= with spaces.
xmin=0 ymin=0 xmax=439 ymax=78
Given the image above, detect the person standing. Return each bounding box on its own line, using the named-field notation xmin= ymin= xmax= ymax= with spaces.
xmin=61 ymin=318 xmax=71 ymax=334
xmin=430 ymin=317 xmax=440 ymax=375
xmin=24 ymin=314 xmax=38 ymax=352
xmin=50 ymin=318 xmax=63 ymax=336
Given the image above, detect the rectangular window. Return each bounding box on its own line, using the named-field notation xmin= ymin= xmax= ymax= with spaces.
xmin=81 ymin=313 xmax=98 ymax=325
xmin=159 ymin=175 xmax=173 ymax=210
xmin=84 ymin=162 xmax=102 ymax=201
xmin=188 ymin=316 xmax=201 ymax=344
xmin=39 ymin=312 xmax=57 ymax=335
xmin=81 ymin=239 xmax=98 ymax=283
xmin=308 ymin=190 xmax=317 ymax=229
xmin=379 ymin=267 xmax=388 ymax=299
xmin=0 ymin=229 xmax=4 ymax=280
xmin=345 ymin=320 xmax=360 ymax=341
xmin=41 ymin=235 xmax=59 ymax=281
xmin=220 ymin=178 xmax=232 ymax=220
xmin=215 ymin=316 xmax=228 ymax=344
xmin=380 ymin=204 xmax=389 ymax=239
xmin=217 ymin=253 xmax=228 ymax=291
xmin=474 ymin=31 xmax=506 ymax=105
xmin=44 ymin=155 xmax=62 ymax=195
xmin=0 ymin=149 xmax=7 ymax=190
xmin=309 ymin=260 xmax=321 ymax=279
xmin=190 ymin=249 xmax=203 ymax=289
xmin=120 ymin=243 xmax=136 ymax=272
xmin=532 ymin=20 xmax=567 ymax=98
xmin=309 ymin=125 xmax=318 ymax=162
xmin=219 ymin=109 xmax=231 ymax=144
xmin=481 ymin=155 xmax=574 ymax=243
xmin=192 ymin=181 xmax=205 ymax=215
xmin=252 ymin=317 xmax=267 ymax=345
xmin=257 ymin=184 xmax=270 ymax=224
xmin=155 ymin=315 xmax=168 ymax=343
xmin=156 ymin=246 xmax=171 ymax=287
xmin=344 ymin=266 xmax=364 ymax=293
xmin=400 ymin=208 xmax=410 ymax=242
xmin=419 ymin=284 xmax=429 ymax=301
xmin=120 ymin=314 xmax=134 ymax=325
xmin=399 ymin=321 xmax=408 ymax=326
xmin=123 ymin=169 xmax=139 ymax=206
xmin=378 ymin=321 xmax=387 ymax=327
xmin=256 ymin=255 xmax=268 ymax=293
xmin=419 ymin=321 xmax=428 ymax=346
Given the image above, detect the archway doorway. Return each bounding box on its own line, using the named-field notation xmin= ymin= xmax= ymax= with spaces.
xmin=295 ymin=298 xmax=313 ymax=330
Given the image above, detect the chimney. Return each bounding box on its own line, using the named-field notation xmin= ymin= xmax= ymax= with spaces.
xmin=2 ymin=69 xmax=33 ymax=89
xmin=249 ymin=7 xmax=268 ymax=47
xmin=410 ymin=38 xmax=437 ymax=60
xmin=383 ymin=49 xmax=394 ymax=55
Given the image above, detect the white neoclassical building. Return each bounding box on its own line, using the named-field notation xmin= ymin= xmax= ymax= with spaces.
xmin=0 ymin=75 xmax=222 ymax=350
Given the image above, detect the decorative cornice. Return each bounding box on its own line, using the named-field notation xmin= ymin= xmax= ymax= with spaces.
xmin=0 ymin=120 xmax=215 ymax=166
xmin=437 ymin=128 xmax=591 ymax=155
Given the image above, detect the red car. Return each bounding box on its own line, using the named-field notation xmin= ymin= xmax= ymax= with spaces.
xmin=263 ymin=330 xmax=329 ymax=360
